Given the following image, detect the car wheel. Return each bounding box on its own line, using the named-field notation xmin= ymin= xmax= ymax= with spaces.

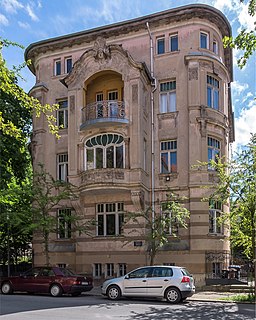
xmin=107 ymin=285 xmax=121 ymax=300
xmin=1 ymin=282 xmax=13 ymax=295
xmin=50 ymin=284 xmax=63 ymax=297
xmin=165 ymin=287 xmax=181 ymax=303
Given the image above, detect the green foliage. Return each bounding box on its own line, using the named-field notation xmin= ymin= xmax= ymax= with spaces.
xmin=0 ymin=38 xmax=60 ymax=138
xmin=126 ymin=192 xmax=190 ymax=265
xmin=198 ymin=134 xmax=256 ymax=261
xmin=221 ymin=293 xmax=255 ymax=303
xmin=223 ymin=0 xmax=256 ymax=68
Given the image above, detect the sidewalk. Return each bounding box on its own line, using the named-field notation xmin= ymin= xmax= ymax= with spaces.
xmin=84 ymin=286 xmax=253 ymax=303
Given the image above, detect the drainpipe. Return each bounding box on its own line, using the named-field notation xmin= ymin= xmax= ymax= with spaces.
xmin=146 ymin=22 xmax=157 ymax=224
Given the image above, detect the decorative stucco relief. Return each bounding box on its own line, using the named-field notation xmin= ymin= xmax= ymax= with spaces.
xmin=131 ymin=190 xmax=145 ymax=211
xmin=188 ymin=68 xmax=198 ymax=80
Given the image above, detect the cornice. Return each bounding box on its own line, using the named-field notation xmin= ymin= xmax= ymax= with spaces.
xmin=25 ymin=4 xmax=232 ymax=75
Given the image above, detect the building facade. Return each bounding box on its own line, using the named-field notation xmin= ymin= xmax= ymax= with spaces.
xmin=26 ymin=4 xmax=234 ymax=286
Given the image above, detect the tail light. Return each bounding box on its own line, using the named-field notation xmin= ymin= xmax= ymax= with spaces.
xmin=181 ymin=276 xmax=190 ymax=283
xmin=74 ymin=279 xmax=82 ymax=285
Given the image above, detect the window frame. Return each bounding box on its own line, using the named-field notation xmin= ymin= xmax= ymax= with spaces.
xmin=159 ymin=81 xmax=176 ymax=113
xmin=106 ymin=263 xmax=114 ymax=277
xmin=160 ymin=140 xmax=177 ymax=174
xmin=209 ymin=201 xmax=223 ymax=234
xmin=200 ymin=31 xmax=209 ymax=49
xmin=65 ymin=57 xmax=72 ymax=74
xmin=207 ymin=75 xmax=220 ymax=110
xmin=118 ymin=263 xmax=127 ymax=277
xmin=161 ymin=203 xmax=179 ymax=236
xmin=96 ymin=202 xmax=124 ymax=237
xmin=85 ymin=134 xmax=125 ymax=170
xmin=54 ymin=59 xmax=61 ymax=76
xmin=57 ymin=99 xmax=68 ymax=128
xmin=57 ymin=153 xmax=68 ymax=181
xmin=170 ymin=34 xmax=178 ymax=52
xmin=213 ymin=39 xmax=218 ymax=54
xmin=57 ymin=208 xmax=72 ymax=239
xmin=208 ymin=137 xmax=221 ymax=169
xmin=157 ymin=37 xmax=165 ymax=55
xmin=94 ymin=263 xmax=102 ymax=277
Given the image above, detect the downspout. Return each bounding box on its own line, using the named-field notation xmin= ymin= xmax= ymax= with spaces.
xmin=146 ymin=22 xmax=157 ymax=223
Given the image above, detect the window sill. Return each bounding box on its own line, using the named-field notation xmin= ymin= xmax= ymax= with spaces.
xmin=154 ymin=50 xmax=180 ymax=58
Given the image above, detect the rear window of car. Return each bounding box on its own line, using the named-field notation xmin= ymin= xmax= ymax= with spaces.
xmin=181 ymin=268 xmax=192 ymax=277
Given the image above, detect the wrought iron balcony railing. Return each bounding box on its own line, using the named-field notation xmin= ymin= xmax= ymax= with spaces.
xmin=81 ymin=100 xmax=126 ymax=126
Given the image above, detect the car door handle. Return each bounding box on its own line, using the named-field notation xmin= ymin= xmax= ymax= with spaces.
xmin=142 ymin=280 xmax=147 ymax=282
xmin=164 ymin=279 xmax=169 ymax=282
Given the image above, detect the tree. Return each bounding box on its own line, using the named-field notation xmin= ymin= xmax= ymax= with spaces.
xmin=31 ymin=164 xmax=94 ymax=266
xmin=223 ymin=0 xmax=256 ymax=68
xmin=125 ymin=192 xmax=190 ymax=265
xmin=200 ymin=134 xmax=256 ymax=294
xmin=0 ymin=38 xmax=60 ymax=138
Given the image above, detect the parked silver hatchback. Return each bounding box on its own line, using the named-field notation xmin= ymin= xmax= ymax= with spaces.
xmin=102 ymin=265 xmax=195 ymax=303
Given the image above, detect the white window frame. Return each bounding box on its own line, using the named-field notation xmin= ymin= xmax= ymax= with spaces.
xmin=118 ymin=263 xmax=127 ymax=277
xmin=58 ymin=153 xmax=68 ymax=181
xmin=96 ymin=202 xmax=124 ymax=237
xmin=57 ymin=99 xmax=68 ymax=128
xmin=106 ymin=263 xmax=114 ymax=277
xmin=160 ymin=140 xmax=177 ymax=174
xmin=93 ymin=263 xmax=102 ymax=277
xmin=160 ymin=81 xmax=176 ymax=113
xmin=65 ymin=57 xmax=72 ymax=73
xmin=207 ymin=75 xmax=219 ymax=110
xmin=57 ymin=208 xmax=72 ymax=239
xmin=208 ymin=137 xmax=220 ymax=169
xmin=54 ymin=59 xmax=61 ymax=76
xmin=170 ymin=33 xmax=178 ymax=52
xmin=157 ymin=37 xmax=165 ymax=54
xmin=85 ymin=134 xmax=125 ymax=170
xmin=209 ymin=202 xmax=223 ymax=234
xmin=200 ymin=31 xmax=209 ymax=49
xmin=213 ymin=39 xmax=218 ymax=54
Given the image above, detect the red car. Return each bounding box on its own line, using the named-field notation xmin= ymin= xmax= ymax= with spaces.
xmin=1 ymin=266 xmax=93 ymax=297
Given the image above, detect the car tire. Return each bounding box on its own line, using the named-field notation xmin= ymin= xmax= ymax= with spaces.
xmin=50 ymin=284 xmax=63 ymax=297
xmin=1 ymin=282 xmax=13 ymax=295
xmin=107 ymin=285 xmax=121 ymax=300
xmin=165 ymin=287 xmax=181 ymax=303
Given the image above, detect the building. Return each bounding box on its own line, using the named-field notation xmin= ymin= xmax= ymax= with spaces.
xmin=25 ymin=4 xmax=234 ymax=286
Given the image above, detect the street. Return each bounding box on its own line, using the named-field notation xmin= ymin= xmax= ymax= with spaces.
xmin=0 ymin=293 xmax=255 ymax=320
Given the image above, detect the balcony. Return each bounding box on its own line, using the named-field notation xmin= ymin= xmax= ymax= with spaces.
xmin=81 ymin=100 xmax=128 ymax=130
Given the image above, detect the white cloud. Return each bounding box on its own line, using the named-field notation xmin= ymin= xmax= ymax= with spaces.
xmin=1 ymin=0 xmax=23 ymax=13
xmin=25 ymin=4 xmax=39 ymax=21
xmin=18 ymin=20 xmax=30 ymax=29
xmin=231 ymin=80 xmax=248 ymax=96
xmin=0 ymin=13 xmax=9 ymax=26
xmin=233 ymin=101 xmax=256 ymax=151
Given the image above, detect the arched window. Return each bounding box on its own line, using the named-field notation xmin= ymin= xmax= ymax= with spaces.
xmin=85 ymin=133 xmax=125 ymax=170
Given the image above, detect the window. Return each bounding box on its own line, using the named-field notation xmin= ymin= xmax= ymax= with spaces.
xmin=212 ymin=262 xmax=221 ymax=277
xmin=54 ymin=59 xmax=61 ymax=76
xmin=200 ymin=32 xmax=209 ymax=49
xmin=160 ymin=140 xmax=177 ymax=173
xmin=161 ymin=202 xmax=179 ymax=235
xmin=209 ymin=201 xmax=222 ymax=234
xmin=208 ymin=137 xmax=220 ymax=168
xmin=96 ymin=92 xmax=104 ymax=118
xmin=129 ymin=267 xmax=151 ymax=278
xmin=65 ymin=57 xmax=72 ymax=73
xmin=170 ymin=34 xmax=178 ymax=52
xmin=213 ymin=40 xmax=218 ymax=54
xmin=58 ymin=153 xmax=68 ymax=181
xmin=85 ymin=134 xmax=125 ymax=170
xmin=94 ymin=263 xmax=102 ymax=277
xmin=207 ymin=75 xmax=219 ymax=110
xmin=96 ymin=202 xmax=124 ymax=236
xmin=160 ymin=81 xmax=176 ymax=113
xmin=157 ymin=37 xmax=165 ymax=54
xmin=118 ymin=263 xmax=127 ymax=277
xmin=58 ymin=208 xmax=72 ymax=239
xmin=108 ymin=90 xmax=118 ymax=117
xmin=57 ymin=100 xmax=68 ymax=128
xmin=106 ymin=263 xmax=114 ymax=277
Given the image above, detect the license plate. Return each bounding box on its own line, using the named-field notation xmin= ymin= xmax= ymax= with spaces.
xmin=82 ymin=282 xmax=88 ymax=285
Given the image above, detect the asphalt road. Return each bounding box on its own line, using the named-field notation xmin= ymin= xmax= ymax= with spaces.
xmin=0 ymin=293 xmax=255 ymax=320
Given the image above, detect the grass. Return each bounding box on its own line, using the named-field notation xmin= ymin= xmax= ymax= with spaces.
xmin=221 ymin=294 xmax=255 ymax=303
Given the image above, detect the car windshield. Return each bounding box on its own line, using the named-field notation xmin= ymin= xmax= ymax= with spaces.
xmin=59 ymin=268 xmax=76 ymax=276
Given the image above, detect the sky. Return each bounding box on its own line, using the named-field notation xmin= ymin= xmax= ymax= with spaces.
xmin=0 ymin=0 xmax=255 ymax=152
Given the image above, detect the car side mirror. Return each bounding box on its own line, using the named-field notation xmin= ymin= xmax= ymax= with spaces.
xmin=124 ymin=275 xmax=130 ymax=279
